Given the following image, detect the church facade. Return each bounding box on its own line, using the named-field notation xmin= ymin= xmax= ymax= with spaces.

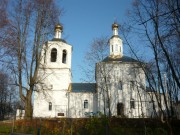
xmin=33 ymin=23 xmax=164 ymax=118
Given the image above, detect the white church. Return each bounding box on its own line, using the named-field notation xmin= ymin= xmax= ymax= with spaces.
xmin=33 ymin=23 xmax=166 ymax=118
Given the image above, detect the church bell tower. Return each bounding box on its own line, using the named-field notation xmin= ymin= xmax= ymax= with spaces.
xmin=34 ymin=24 xmax=72 ymax=118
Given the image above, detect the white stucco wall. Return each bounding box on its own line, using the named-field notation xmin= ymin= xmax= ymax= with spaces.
xmin=68 ymin=92 xmax=98 ymax=118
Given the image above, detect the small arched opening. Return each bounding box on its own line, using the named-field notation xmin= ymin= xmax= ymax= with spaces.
xmin=62 ymin=50 xmax=67 ymax=64
xmin=119 ymin=81 xmax=123 ymax=90
xmin=51 ymin=48 xmax=57 ymax=62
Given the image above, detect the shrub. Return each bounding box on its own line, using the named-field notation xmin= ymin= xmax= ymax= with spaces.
xmin=85 ymin=116 xmax=109 ymax=135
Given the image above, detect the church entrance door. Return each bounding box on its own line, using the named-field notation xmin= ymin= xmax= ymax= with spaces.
xmin=117 ymin=102 xmax=124 ymax=116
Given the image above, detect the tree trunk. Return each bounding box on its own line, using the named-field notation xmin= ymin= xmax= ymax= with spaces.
xmin=24 ymin=89 xmax=33 ymax=120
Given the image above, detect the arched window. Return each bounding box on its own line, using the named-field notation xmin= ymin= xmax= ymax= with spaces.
xmin=49 ymin=102 xmax=52 ymax=111
xmin=119 ymin=81 xmax=123 ymax=90
xmin=51 ymin=48 xmax=57 ymax=62
xmin=62 ymin=50 xmax=67 ymax=64
xmin=130 ymin=81 xmax=135 ymax=90
xmin=84 ymin=100 xmax=88 ymax=109
xmin=130 ymin=99 xmax=135 ymax=109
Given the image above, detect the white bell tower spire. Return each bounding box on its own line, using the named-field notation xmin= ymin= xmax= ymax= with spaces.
xmin=109 ymin=22 xmax=123 ymax=57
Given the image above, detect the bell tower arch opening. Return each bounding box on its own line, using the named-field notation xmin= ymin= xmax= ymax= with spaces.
xmin=62 ymin=50 xmax=67 ymax=64
xmin=51 ymin=48 xmax=57 ymax=62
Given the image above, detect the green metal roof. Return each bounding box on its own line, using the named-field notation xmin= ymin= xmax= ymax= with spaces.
xmin=102 ymin=55 xmax=140 ymax=63
xmin=51 ymin=38 xmax=67 ymax=43
xmin=71 ymin=83 xmax=96 ymax=93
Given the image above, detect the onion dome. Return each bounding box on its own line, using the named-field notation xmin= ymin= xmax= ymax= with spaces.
xmin=112 ymin=22 xmax=118 ymax=30
xmin=55 ymin=24 xmax=63 ymax=31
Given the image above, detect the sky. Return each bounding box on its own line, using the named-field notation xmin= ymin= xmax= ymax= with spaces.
xmin=56 ymin=0 xmax=133 ymax=82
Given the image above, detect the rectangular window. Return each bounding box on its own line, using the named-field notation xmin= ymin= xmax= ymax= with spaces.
xmin=84 ymin=100 xmax=88 ymax=109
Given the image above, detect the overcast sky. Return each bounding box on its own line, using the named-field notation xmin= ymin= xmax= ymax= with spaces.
xmin=56 ymin=0 xmax=133 ymax=82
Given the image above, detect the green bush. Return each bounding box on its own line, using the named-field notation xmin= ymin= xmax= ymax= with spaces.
xmin=0 ymin=118 xmax=176 ymax=135
xmin=154 ymin=128 xmax=168 ymax=135
xmin=0 ymin=125 xmax=11 ymax=135
xmin=85 ymin=116 xmax=109 ymax=135
xmin=146 ymin=127 xmax=153 ymax=135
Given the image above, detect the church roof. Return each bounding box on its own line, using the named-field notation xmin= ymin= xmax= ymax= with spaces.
xmin=71 ymin=83 xmax=96 ymax=93
xmin=109 ymin=35 xmax=120 ymax=39
xmin=51 ymin=38 xmax=67 ymax=43
xmin=102 ymin=55 xmax=140 ymax=63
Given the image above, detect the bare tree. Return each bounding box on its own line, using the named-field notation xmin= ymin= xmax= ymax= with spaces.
xmin=83 ymin=37 xmax=113 ymax=116
xmin=82 ymin=37 xmax=109 ymax=82
xmin=0 ymin=71 xmax=18 ymax=120
xmin=0 ymin=0 xmax=62 ymax=119
xmin=120 ymin=0 xmax=180 ymax=134
xmin=0 ymin=0 xmax=8 ymax=28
